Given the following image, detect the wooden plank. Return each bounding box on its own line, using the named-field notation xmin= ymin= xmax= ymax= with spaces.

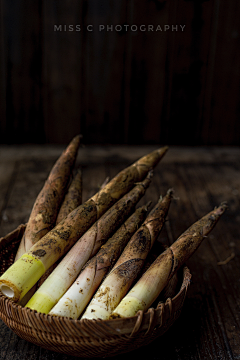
xmin=2 ymin=0 xmax=44 ymax=144
xmin=0 ymin=1 xmax=239 ymax=146
xmin=203 ymin=1 xmax=240 ymax=145
xmin=162 ymin=0 xmax=196 ymax=145
xmin=0 ymin=161 xmax=17 ymax=234
xmin=0 ymin=0 xmax=6 ymax=142
xmin=163 ymin=0 xmax=219 ymax=146
xmin=200 ymin=0 xmax=220 ymax=145
xmin=80 ymin=0 xmax=128 ymax=144
xmin=42 ymin=0 xmax=83 ymax=143
xmin=124 ymin=0 xmax=170 ymax=144
xmin=0 ymin=144 xmax=240 ymax=164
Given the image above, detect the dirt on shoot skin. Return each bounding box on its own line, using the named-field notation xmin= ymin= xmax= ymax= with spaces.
xmin=2 ymin=146 xmax=167 ymax=303
xmin=15 ymin=135 xmax=82 ymax=261
xmin=31 ymin=146 xmax=168 ymax=269
xmin=90 ymin=146 xmax=168 ymax=218
xmin=109 ymin=189 xmax=174 ymax=290
xmin=111 ymin=202 xmax=228 ymax=319
xmin=56 ymin=168 xmax=82 ymax=225
xmin=32 ymin=173 xmax=154 ymax=270
xmin=38 ymin=169 xmax=82 ymax=287
xmin=49 ymin=204 xmax=149 ymax=319
xmin=170 ymin=202 xmax=228 ymax=274
xmin=24 ymin=175 xmax=152 ymax=314
xmin=81 ymin=189 xmax=174 ymax=320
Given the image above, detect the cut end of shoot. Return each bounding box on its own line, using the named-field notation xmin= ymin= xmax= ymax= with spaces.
xmin=0 ymin=283 xmax=16 ymax=299
xmin=0 ymin=254 xmax=46 ymax=302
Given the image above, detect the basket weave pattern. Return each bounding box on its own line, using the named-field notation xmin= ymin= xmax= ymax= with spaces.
xmin=0 ymin=225 xmax=191 ymax=358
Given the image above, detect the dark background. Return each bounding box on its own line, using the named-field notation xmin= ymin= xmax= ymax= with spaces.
xmin=0 ymin=0 xmax=239 ymax=146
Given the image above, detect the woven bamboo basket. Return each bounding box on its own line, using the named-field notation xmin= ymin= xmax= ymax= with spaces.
xmin=0 ymin=224 xmax=191 ymax=358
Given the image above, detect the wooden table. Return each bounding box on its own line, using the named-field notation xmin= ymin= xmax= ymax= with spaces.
xmin=0 ymin=145 xmax=239 ymax=360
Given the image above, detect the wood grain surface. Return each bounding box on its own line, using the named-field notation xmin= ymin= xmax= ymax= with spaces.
xmin=0 ymin=145 xmax=240 ymax=359
xmin=1 ymin=1 xmax=240 ymax=146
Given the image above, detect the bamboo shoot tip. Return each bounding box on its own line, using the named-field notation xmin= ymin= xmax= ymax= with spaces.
xmin=167 ymin=188 xmax=174 ymax=197
xmin=76 ymin=167 xmax=82 ymax=174
xmin=218 ymin=201 xmax=228 ymax=213
xmin=72 ymin=134 xmax=83 ymax=143
xmin=145 ymin=201 xmax=152 ymax=210
xmin=159 ymin=145 xmax=169 ymax=153
xmin=147 ymin=170 xmax=153 ymax=179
